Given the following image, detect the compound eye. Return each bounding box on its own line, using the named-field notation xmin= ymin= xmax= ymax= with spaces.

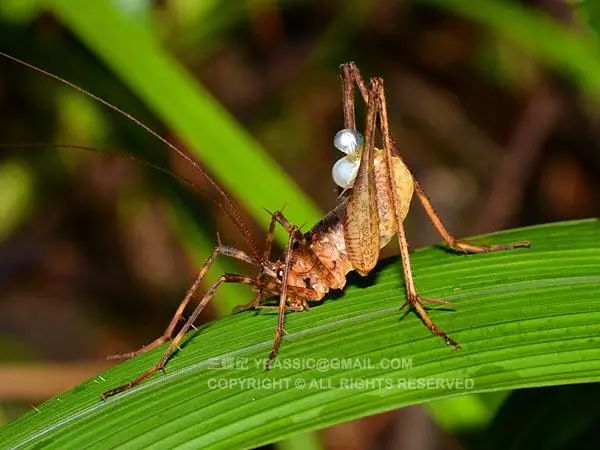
xmin=277 ymin=269 xmax=284 ymax=280
xmin=333 ymin=129 xmax=364 ymax=155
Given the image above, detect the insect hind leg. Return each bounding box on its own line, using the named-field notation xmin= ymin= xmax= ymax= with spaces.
xmin=413 ymin=181 xmax=530 ymax=253
xmin=370 ymin=77 xmax=461 ymax=349
xmin=233 ymin=211 xmax=279 ymax=313
xmin=340 ymin=62 xmax=369 ymax=130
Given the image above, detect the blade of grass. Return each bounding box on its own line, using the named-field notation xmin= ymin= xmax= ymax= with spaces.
xmin=45 ymin=0 xmax=322 ymax=244
xmin=0 ymin=219 xmax=598 ymax=449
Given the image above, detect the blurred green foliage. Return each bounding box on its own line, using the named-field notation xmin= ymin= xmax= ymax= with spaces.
xmin=424 ymin=0 xmax=600 ymax=98
xmin=0 ymin=0 xmax=599 ymax=448
xmin=0 ymin=161 xmax=34 ymax=242
xmin=49 ymin=0 xmax=322 ymax=233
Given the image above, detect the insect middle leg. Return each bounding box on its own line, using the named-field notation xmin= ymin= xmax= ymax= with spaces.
xmin=249 ymin=210 xmax=330 ymax=367
xmin=233 ymin=212 xmax=279 ymax=313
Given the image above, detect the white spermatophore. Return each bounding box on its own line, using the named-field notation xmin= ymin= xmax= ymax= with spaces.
xmin=332 ymin=129 xmax=363 ymax=189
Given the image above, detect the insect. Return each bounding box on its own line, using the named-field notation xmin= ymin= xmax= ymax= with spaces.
xmin=1 ymin=53 xmax=529 ymax=400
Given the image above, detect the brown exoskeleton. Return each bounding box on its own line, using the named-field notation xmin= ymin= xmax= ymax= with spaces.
xmin=0 ymin=52 xmax=528 ymax=400
xmin=99 ymin=63 xmax=528 ymax=398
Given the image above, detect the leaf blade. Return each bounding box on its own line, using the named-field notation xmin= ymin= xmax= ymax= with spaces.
xmin=0 ymin=219 xmax=598 ymax=449
xmin=47 ymin=0 xmax=322 ymax=239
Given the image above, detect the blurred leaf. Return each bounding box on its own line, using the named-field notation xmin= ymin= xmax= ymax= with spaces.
xmin=426 ymin=391 xmax=508 ymax=432
xmin=45 ymin=0 xmax=322 ymax=245
xmin=309 ymin=0 xmax=374 ymax=66
xmin=0 ymin=219 xmax=598 ymax=448
xmin=422 ymin=0 xmax=600 ymax=99
xmin=55 ymin=89 xmax=108 ymax=144
xmin=0 ymin=337 xmax=40 ymax=363
xmin=0 ymin=0 xmax=38 ymax=23
xmin=575 ymin=0 xmax=600 ymax=40
xmin=0 ymin=160 xmax=34 ymax=242
xmin=277 ymin=431 xmax=324 ymax=450
xmin=168 ymin=0 xmax=251 ymax=53
xmin=476 ymin=35 xmax=542 ymax=92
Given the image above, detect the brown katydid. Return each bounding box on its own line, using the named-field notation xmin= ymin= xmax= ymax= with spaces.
xmin=0 ymin=52 xmax=529 ymax=400
xmin=100 ymin=62 xmax=528 ymax=399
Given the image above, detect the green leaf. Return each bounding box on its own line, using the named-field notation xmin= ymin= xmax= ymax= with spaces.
xmin=426 ymin=390 xmax=509 ymax=432
xmin=45 ymin=0 xmax=322 ymax=241
xmin=0 ymin=219 xmax=598 ymax=448
xmin=35 ymin=0 xmax=323 ymax=312
xmin=0 ymin=160 xmax=34 ymax=243
xmin=421 ymin=0 xmax=600 ymax=99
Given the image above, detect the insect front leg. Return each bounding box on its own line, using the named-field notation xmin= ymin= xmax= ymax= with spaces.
xmin=106 ymin=236 xmax=267 ymax=360
xmin=107 ymin=242 xmax=222 ymax=361
xmin=413 ymin=181 xmax=530 ymax=253
xmin=259 ymin=210 xmax=331 ymax=368
xmin=101 ymin=272 xmax=265 ymax=399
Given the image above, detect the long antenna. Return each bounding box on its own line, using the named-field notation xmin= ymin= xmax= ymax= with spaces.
xmin=1 ymin=142 xmax=227 ymax=207
xmin=0 ymin=50 xmax=260 ymax=257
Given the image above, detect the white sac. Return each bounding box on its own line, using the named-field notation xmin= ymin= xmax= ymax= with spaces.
xmin=332 ymin=155 xmax=360 ymax=188
xmin=333 ymin=129 xmax=364 ymax=155
xmin=332 ymin=128 xmax=364 ymax=188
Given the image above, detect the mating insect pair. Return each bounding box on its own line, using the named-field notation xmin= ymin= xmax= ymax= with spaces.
xmin=1 ymin=53 xmax=529 ymax=399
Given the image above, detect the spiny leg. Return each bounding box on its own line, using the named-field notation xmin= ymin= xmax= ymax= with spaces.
xmin=342 ymin=77 xmax=382 ymax=276
xmin=396 ymin=220 xmax=460 ymax=347
xmin=265 ymin=225 xmax=297 ymax=369
xmin=107 ymin=243 xmax=221 ymax=361
xmin=413 ymin=180 xmax=530 ymax=253
xmin=271 ymin=210 xmax=340 ymax=287
xmin=233 ymin=212 xmax=279 ymax=313
xmin=340 ymin=68 xmax=461 ymax=347
xmin=101 ymin=273 xmax=263 ymax=399
xmin=374 ymin=78 xmax=460 ymax=348
xmin=340 ymin=62 xmax=369 ymax=130
xmin=108 ymin=236 xmax=268 ymax=361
